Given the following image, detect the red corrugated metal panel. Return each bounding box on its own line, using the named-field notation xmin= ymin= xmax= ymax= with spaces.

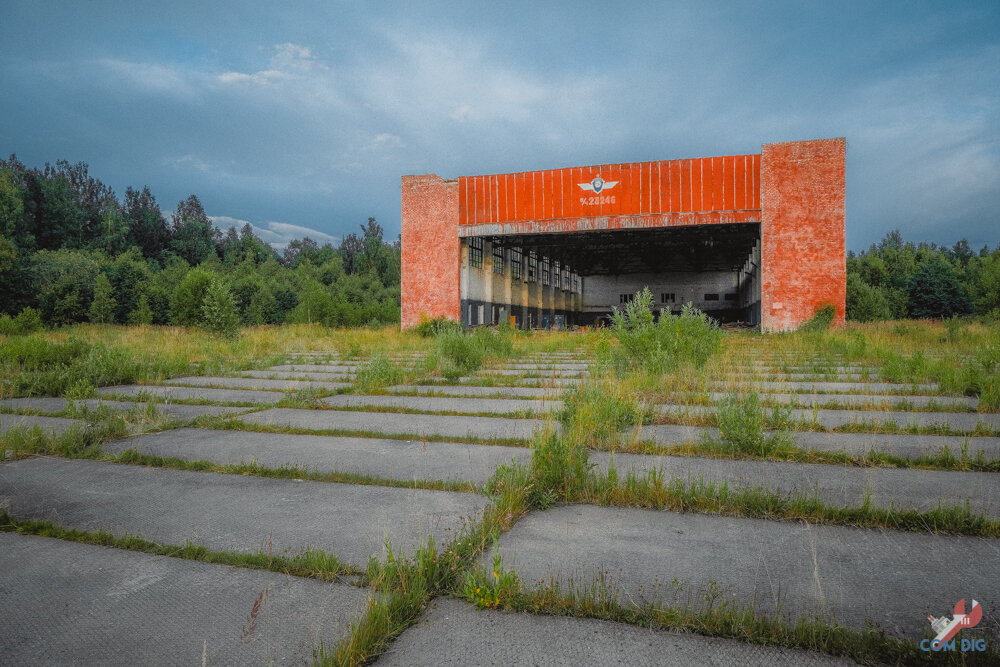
xmin=456 ymin=153 xmax=760 ymax=225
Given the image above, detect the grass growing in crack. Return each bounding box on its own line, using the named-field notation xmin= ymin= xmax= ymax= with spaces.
xmin=708 ymin=390 xmax=793 ymax=457
xmin=460 ymin=556 xmax=998 ymax=666
xmin=0 ymin=402 xmax=179 ymax=460
xmin=434 ymin=326 xmax=513 ymax=381
xmin=0 ymin=510 xmax=359 ymax=580
xmin=353 ymin=352 xmax=404 ymax=393
xmin=605 ymin=288 xmax=721 ymax=375
xmin=277 ymin=386 xmax=331 ymax=408
xmin=319 ymin=474 xmax=528 ymax=666
xmin=556 ymin=375 xmax=649 ymax=450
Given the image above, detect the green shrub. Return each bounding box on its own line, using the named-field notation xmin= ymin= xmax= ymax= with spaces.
xmin=799 ymin=304 xmax=836 ymax=332
xmin=435 ymin=326 xmax=512 ymax=381
xmin=0 ymin=335 xmax=93 ymax=370
xmin=528 ymin=429 xmax=592 ymax=508
xmin=609 ymin=288 xmax=721 ymax=374
xmin=557 ymin=378 xmax=646 ymax=448
xmin=713 ymin=391 xmax=793 ymax=457
xmin=354 ymin=352 xmax=402 ymax=393
xmin=200 ymin=278 xmax=241 ymax=339
xmin=0 ymin=307 xmax=44 ymax=336
xmin=413 ymin=314 xmax=463 ymax=338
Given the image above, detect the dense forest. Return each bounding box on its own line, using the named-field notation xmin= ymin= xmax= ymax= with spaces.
xmin=0 ymin=156 xmax=401 ymax=335
xmin=846 ymin=231 xmax=999 ymax=322
xmin=1 ymin=155 xmax=997 ymax=334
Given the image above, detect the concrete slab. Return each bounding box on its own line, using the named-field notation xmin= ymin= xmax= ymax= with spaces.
xmin=239 ymin=369 xmax=353 ymax=382
xmin=481 ymin=369 xmax=586 ymax=377
xmin=98 ymin=384 xmax=285 ymax=404
xmin=0 ymin=397 xmax=248 ymax=420
xmin=240 ymin=408 xmax=544 ymax=441
xmin=0 ymin=457 xmax=490 ymax=565
xmin=0 ymin=414 xmax=83 ymax=435
xmin=103 ymin=428 xmax=530 ymax=485
xmin=589 ymin=451 xmax=1000 ymax=516
xmin=718 ymin=373 xmax=877 ymax=382
xmin=658 ymin=404 xmax=1000 ymax=432
xmin=267 ymin=364 xmax=361 ymax=373
xmin=640 ymin=424 xmax=1000 ymax=459
xmin=384 ymin=384 xmax=557 ymax=398
xmin=706 ymin=391 xmax=980 ymax=410
xmin=375 ymin=597 xmax=850 ymax=666
xmin=166 ymin=375 xmax=351 ymax=391
xmin=0 ymin=532 xmax=369 ymax=666
xmin=496 ymin=505 xmax=1000 ymax=639
xmin=517 ymin=377 xmax=580 ymax=386
xmin=492 ymin=363 xmax=591 ymax=370
xmin=713 ymin=380 xmax=941 ymax=394
xmin=323 ymin=394 xmax=562 ymax=415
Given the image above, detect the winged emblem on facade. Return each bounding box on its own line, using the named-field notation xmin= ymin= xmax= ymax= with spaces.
xmin=577 ymin=176 xmax=618 ymax=194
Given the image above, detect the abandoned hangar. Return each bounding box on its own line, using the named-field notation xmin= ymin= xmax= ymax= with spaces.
xmin=401 ymin=137 xmax=845 ymax=331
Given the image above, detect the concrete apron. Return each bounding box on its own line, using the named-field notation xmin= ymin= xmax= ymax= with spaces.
xmin=0 ymin=532 xmax=369 ymax=666
xmin=0 ymin=457 xmax=490 ymax=566
xmin=493 ymin=504 xmax=1000 ymax=640
xmin=375 ymin=597 xmax=852 ymax=666
xmin=104 ymin=428 xmax=531 ymax=486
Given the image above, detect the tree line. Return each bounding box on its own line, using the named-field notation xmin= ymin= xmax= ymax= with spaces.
xmin=0 ymin=156 xmax=401 ymax=333
xmin=846 ymin=230 xmax=1000 ymax=322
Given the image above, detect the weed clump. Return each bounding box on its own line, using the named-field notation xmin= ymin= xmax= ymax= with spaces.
xmin=413 ymin=314 xmax=463 ymax=338
xmin=436 ymin=326 xmax=512 ymax=381
xmin=608 ymin=288 xmax=720 ymax=375
xmin=0 ymin=335 xmax=149 ymax=397
xmin=711 ymin=391 xmax=793 ymax=457
xmin=354 ymin=352 xmax=402 ymax=393
xmin=798 ymin=304 xmax=836 ymax=332
xmin=557 ymin=377 xmax=648 ymax=449
xmin=0 ymin=307 xmax=43 ymax=336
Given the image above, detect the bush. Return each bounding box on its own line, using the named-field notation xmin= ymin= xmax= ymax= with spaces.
xmin=907 ymin=256 xmax=972 ymax=319
xmin=557 ymin=377 xmax=646 ymax=449
xmin=846 ymin=273 xmax=893 ymax=322
xmin=354 ymin=352 xmax=402 ymax=393
xmin=712 ymin=391 xmax=792 ymax=457
xmin=528 ymin=429 xmax=592 ymax=509
xmin=799 ymin=304 xmax=836 ymax=332
xmin=200 ymin=278 xmax=241 ymax=339
xmin=0 ymin=336 xmax=145 ymax=397
xmin=170 ymin=268 xmax=214 ymax=326
xmin=610 ymin=288 xmax=721 ymax=375
xmin=0 ymin=307 xmax=43 ymax=336
xmin=436 ymin=326 xmax=512 ymax=381
xmin=414 ymin=314 xmax=463 ymax=338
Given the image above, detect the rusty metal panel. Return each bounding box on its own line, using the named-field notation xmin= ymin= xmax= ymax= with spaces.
xmin=735 ymin=155 xmax=747 ymax=210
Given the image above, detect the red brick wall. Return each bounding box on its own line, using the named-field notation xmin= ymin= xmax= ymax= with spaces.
xmin=401 ymin=175 xmax=460 ymax=329
xmin=760 ymin=138 xmax=846 ymax=331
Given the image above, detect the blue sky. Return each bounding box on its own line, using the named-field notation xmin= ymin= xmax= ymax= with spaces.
xmin=1 ymin=1 xmax=997 ymax=251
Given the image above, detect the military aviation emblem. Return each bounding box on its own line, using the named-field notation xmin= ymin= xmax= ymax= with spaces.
xmin=578 ymin=176 xmax=618 ymax=194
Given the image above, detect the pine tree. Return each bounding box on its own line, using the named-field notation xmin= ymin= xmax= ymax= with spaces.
xmin=201 ymin=278 xmax=240 ymax=338
xmin=88 ymin=273 xmax=117 ymax=324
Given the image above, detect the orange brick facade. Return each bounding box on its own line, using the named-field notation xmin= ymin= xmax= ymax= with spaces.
xmin=401 ymin=175 xmax=460 ymax=327
xmin=401 ymin=138 xmax=845 ymax=331
xmin=760 ymin=138 xmax=847 ymax=330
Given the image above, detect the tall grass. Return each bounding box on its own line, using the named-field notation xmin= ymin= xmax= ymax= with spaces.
xmin=435 ymin=326 xmax=513 ymax=381
xmin=607 ymin=288 xmax=721 ymax=375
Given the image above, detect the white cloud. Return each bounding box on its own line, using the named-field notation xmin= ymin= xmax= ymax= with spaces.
xmin=209 ymin=216 xmax=339 ymax=250
xmin=97 ymin=59 xmax=197 ymax=97
xmin=216 ymin=42 xmax=327 ymax=87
